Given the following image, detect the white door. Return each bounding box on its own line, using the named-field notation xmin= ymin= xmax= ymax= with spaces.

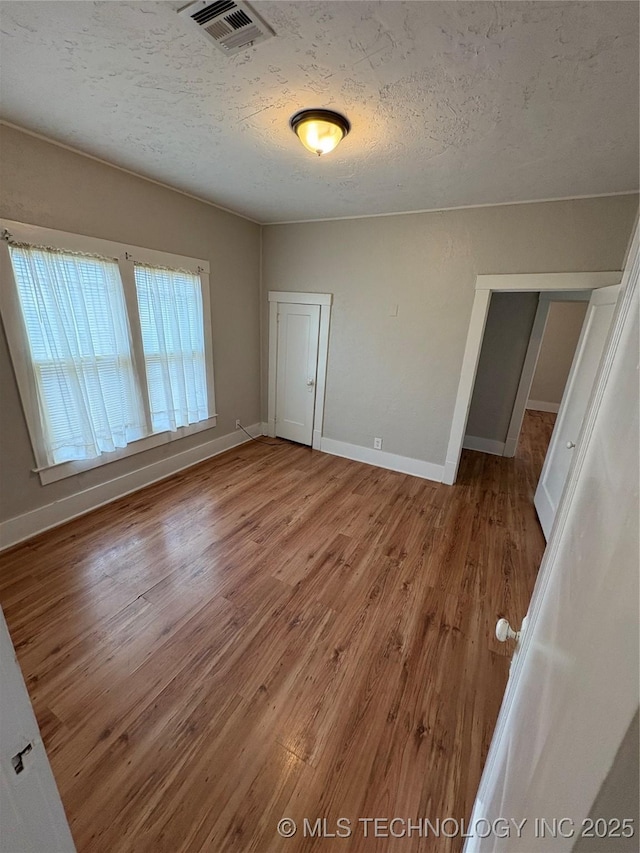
xmin=466 ymin=227 xmax=638 ymax=852
xmin=534 ymin=284 xmax=621 ymax=539
xmin=1 ymin=608 xmax=76 ymax=852
xmin=275 ymin=302 xmax=320 ymax=445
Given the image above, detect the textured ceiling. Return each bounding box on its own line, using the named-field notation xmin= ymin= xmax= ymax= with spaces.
xmin=0 ymin=1 xmax=638 ymax=223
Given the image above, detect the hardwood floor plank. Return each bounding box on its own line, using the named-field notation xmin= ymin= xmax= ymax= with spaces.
xmin=0 ymin=412 xmax=552 ymax=852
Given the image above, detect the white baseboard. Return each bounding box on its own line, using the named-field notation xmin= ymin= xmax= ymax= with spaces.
xmin=319 ymin=437 xmax=444 ymax=483
xmin=0 ymin=422 xmax=263 ymax=552
xmin=527 ymin=400 xmax=560 ymax=413
xmin=503 ymin=437 xmax=518 ymax=458
xmin=463 ymin=435 xmax=506 ymax=456
xmin=442 ymin=459 xmax=457 ymax=486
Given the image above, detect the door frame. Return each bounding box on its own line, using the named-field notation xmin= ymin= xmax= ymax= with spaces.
xmin=443 ymin=272 xmax=622 ymax=485
xmin=267 ymin=291 xmax=332 ymax=450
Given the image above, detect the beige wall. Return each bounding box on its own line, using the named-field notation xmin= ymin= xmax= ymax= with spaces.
xmin=529 ymin=301 xmax=589 ymax=407
xmin=466 ymin=292 xmax=538 ymax=444
xmin=1 ymin=122 xmax=638 ymax=525
xmin=262 ymin=195 xmax=638 ymax=467
xmin=0 ymin=125 xmax=261 ymax=521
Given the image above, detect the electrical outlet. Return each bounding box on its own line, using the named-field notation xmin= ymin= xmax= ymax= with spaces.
xmin=235 ymin=419 xmax=241 ymax=430
xmin=374 ymin=437 xmax=382 ymax=450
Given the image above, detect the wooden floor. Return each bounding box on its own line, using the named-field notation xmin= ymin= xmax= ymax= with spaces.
xmin=0 ymin=411 xmax=555 ymax=853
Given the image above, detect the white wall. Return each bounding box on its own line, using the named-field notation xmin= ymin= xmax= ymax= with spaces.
xmin=528 ymin=301 xmax=589 ymax=410
xmin=262 ymin=196 xmax=638 ymax=472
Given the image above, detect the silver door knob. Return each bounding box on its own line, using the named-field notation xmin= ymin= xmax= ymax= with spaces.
xmin=566 ymin=441 xmax=576 ymax=449
xmin=306 ymin=378 xmax=315 ymax=386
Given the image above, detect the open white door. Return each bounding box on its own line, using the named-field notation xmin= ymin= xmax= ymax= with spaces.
xmin=465 ymin=225 xmax=639 ymax=851
xmin=275 ymin=302 xmax=320 ymax=446
xmin=534 ymin=284 xmax=621 ymax=539
xmin=1 ymin=608 xmax=76 ymax=852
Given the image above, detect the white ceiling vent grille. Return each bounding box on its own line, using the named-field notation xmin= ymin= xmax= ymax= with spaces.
xmin=178 ymin=0 xmax=274 ymax=55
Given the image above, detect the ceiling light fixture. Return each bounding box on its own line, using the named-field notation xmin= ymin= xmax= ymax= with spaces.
xmin=289 ymin=109 xmax=351 ymax=156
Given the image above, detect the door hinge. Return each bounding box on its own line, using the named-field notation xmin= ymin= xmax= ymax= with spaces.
xmin=12 ymin=742 xmax=33 ymax=774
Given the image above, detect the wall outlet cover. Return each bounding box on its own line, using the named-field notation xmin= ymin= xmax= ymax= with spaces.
xmin=374 ymin=437 xmax=382 ymax=450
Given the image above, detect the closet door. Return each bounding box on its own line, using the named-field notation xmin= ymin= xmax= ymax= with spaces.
xmin=275 ymin=302 xmax=320 ymax=446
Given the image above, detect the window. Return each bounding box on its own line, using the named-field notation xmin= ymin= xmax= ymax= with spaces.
xmin=134 ymin=264 xmax=208 ymax=433
xmin=9 ymin=247 xmax=147 ymax=464
xmin=1 ymin=220 xmax=216 ymax=483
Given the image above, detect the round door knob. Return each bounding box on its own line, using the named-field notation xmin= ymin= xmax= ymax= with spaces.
xmin=566 ymin=441 xmax=576 ymax=449
xmin=496 ymin=618 xmax=520 ymax=643
xmin=306 ymin=378 xmax=315 ymax=386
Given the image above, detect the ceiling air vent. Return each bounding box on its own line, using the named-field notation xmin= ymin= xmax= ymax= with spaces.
xmin=178 ymin=0 xmax=274 ymax=55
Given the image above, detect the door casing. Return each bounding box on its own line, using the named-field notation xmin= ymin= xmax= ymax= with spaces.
xmin=444 ymin=271 xmax=622 ymax=485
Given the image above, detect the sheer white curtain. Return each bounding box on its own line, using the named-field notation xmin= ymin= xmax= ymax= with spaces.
xmin=9 ymin=246 xmax=147 ymax=464
xmin=134 ymin=264 xmax=208 ymax=433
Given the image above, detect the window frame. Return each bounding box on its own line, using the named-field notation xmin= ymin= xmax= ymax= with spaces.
xmin=0 ymin=219 xmax=217 ymax=485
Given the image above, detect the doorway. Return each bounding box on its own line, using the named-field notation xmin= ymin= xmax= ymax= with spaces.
xmin=527 ymin=301 xmax=589 ymax=416
xmin=517 ymin=298 xmax=589 ymax=480
xmin=267 ymin=291 xmax=332 ymax=449
xmin=463 ymin=291 xmax=590 ymax=462
xmin=534 ymin=284 xmax=621 ymax=537
xmin=443 ymin=271 xmax=622 ymax=486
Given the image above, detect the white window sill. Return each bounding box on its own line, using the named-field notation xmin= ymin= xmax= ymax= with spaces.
xmin=36 ymin=415 xmax=218 ymax=485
